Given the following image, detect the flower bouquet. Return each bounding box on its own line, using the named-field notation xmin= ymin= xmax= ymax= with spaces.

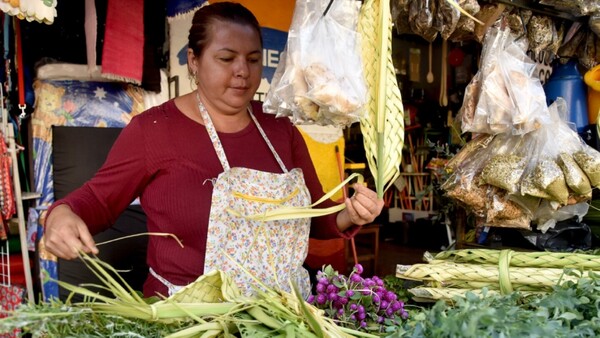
xmin=308 ymin=264 xmax=409 ymax=335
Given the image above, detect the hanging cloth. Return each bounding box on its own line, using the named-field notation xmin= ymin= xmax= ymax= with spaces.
xmin=101 ymin=0 xmax=144 ymax=84
xmin=84 ymin=0 xmax=97 ymax=74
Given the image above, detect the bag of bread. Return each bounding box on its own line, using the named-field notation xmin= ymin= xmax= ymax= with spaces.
xmin=264 ymin=0 xmax=366 ymax=128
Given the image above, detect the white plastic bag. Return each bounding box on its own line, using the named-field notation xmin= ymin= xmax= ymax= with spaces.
xmin=264 ymin=0 xmax=366 ymax=128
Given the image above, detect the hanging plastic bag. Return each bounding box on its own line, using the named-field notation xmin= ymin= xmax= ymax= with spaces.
xmin=408 ymin=0 xmax=438 ymax=42
xmin=434 ymin=0 xmax=460 ymax=41
xmin=479 ymin=133 xmax=527 ymax=194
xmin=459 ymin=25 xmax=551 ymax=135
xmin=264 ymin=0 xmax=366 ymax=128
xmin=442 ymin=136 xmax=495 ymax=217
xmin=391 ymin=0 xmax=411 ymax=35
xmin=486 ymin=188 xmax=531 ymax=229
xmin=449 ymin=0 xmax=481 ymax=42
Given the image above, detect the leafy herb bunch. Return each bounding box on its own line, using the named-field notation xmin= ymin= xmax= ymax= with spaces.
xmin=307 ymin=264 xmax=409 ymax=334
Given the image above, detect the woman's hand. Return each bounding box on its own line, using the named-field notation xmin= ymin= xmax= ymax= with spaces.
xmin=336 ymin=183 xmax=385 ymax=231
xmin=43 ymin=204 xmax=99 ymax=259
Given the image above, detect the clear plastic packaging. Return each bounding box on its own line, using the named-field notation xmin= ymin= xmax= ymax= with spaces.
xmin=263 ymin=0 xmax=365 ymax=128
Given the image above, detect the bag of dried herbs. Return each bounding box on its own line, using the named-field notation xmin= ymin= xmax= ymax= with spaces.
xmin=480 ymin=133 xmax=527 ymax=194
xmin=573 ymin=144 xmax=600 ymax=187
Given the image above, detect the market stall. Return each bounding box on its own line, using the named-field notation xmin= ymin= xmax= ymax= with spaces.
xmin=1 ymin=0 xmax=600 ymax=337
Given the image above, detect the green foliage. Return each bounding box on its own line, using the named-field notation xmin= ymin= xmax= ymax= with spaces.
xmin=0 ymin=300 xmax=193 ymax=337
xmin=390 ymin=270 xmax=600 ymax=338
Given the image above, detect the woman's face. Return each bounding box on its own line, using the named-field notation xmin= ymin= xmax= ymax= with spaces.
xmin=191 ymin=20 xmax=262 ymax=116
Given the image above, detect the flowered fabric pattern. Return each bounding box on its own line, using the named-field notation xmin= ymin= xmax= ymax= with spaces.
xmin=0 ymin=285 xmax=24 ymax=337
xmin=200 ymin=101 xmax=313 ymax=298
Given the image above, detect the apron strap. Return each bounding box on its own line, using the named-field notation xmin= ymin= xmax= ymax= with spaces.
xmin=248 ymin=106 xmax=288 ymax=173
xmin=195 ymin=93 xmax=288 ymax=173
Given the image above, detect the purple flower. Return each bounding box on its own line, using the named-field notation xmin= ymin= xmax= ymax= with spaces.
xmin=391 ymin=300 xmax=404 ymax=311
xmin=385 ymin=291 xmax=397 ymax=302
xmin=350 ymin=274 xmax=363 ymax=283
xmin=309 ymin=264 xmax=408 ymax=333
xmin=316 ymin=283 xmax=326 ymax=293
xmin=307 ymin=295 xmax=315 ymax=303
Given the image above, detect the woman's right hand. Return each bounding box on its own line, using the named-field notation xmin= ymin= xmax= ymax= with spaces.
xmin=43 ymin=204 xmax=99 ymax=259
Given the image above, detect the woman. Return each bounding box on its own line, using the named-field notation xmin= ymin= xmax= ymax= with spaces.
xmin=44 ymin=2 xmax=384 ymax=298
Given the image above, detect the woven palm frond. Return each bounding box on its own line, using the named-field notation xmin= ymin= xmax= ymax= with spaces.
xmin=166 ymin=269 xmax=241 ymax=304
xmin=358 ymin=0 xmax=405 ymax=198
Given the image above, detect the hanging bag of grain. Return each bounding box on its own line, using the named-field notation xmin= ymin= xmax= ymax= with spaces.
xmin=442 ymin=136 xmax=496 ymax=217
xmin=486 ymin=187 xmax=532 ymax=229
xmin=480 ymin=132 xmax=527 ymax=194
xmin=548 ymin=99 xmax=593 ymax=200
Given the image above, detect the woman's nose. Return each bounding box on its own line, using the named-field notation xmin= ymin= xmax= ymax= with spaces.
xmin=234 ymin=61 xmax=249 ymax=78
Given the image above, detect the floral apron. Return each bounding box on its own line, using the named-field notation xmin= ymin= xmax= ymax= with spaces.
xmin=151 ymin=99 xmax=312 ymax=298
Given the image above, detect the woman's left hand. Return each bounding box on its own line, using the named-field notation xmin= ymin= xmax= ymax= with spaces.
xmin=337 ymin=183 xmax=385 ymax=230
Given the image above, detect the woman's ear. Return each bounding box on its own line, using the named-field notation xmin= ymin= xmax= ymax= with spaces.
xmin=187 ymin=48 xmax=197 ymax=75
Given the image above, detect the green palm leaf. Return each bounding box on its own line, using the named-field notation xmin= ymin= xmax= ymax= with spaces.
xmin=358 ymin=0 xmax=405 ymax=198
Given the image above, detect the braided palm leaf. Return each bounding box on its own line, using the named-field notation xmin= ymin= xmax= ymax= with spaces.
xmin=397 ymin=262 xmax=585 ymax=288
xmin=431 ymin=249 xmax=600 ymax=270
xmin=358 ymin=0 xmax=404 ymax=198
xmin=408 ymin=287 xmax=539 ymax=303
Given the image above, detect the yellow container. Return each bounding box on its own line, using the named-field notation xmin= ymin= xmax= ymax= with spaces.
xmin=584 ymin=64 xmax=600 ymax=124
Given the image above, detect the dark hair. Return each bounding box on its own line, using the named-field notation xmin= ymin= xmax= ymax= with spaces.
xmin=188 ymin=2 xmax=263 ymax=58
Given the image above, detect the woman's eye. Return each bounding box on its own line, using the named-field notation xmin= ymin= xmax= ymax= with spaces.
xmin=248 ymin=58 xmax=260 ymax=64
xmin=219 ymin=58 xmax=233 ymax=62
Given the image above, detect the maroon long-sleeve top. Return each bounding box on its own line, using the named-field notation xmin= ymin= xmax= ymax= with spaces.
xmin=48 ymin=99 xmax=359 ymax=297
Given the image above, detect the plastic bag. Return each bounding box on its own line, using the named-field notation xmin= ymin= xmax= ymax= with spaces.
xmin=573 ymin=143 xmax=600 ymax=187
xmin=534 ymin=200 xmax=589 ymax=234
xmin=459 ymin=25 xmax=550 ymax=135
xmin=526 ymin=216 xmax=592 ymax=252
xmin=480 ymin=133 xmax=527 ymax=194
xmin=590 ymin=12 xmax=600 ymax=37
xmin=434 ymin=0 xmax=460 ymax=41
xmin=443 ymin=137 xmax=495 ymax=217
xmin=539 ymin=0 xmax=600 ymax=17
xmin=449 ymin=0 xmax=480 ymax=42
xmin=486 ymin=188 xmax=531 ymax=229
xmin=408 ymin=0 xmax=438 ymax=42
xmin=391 ymin=0 xmax=411 ymax=35
xmin=263 ymin=0 xmax=365 ymax=128
xmin=526 ymin=15 xmax=554 ymax=54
